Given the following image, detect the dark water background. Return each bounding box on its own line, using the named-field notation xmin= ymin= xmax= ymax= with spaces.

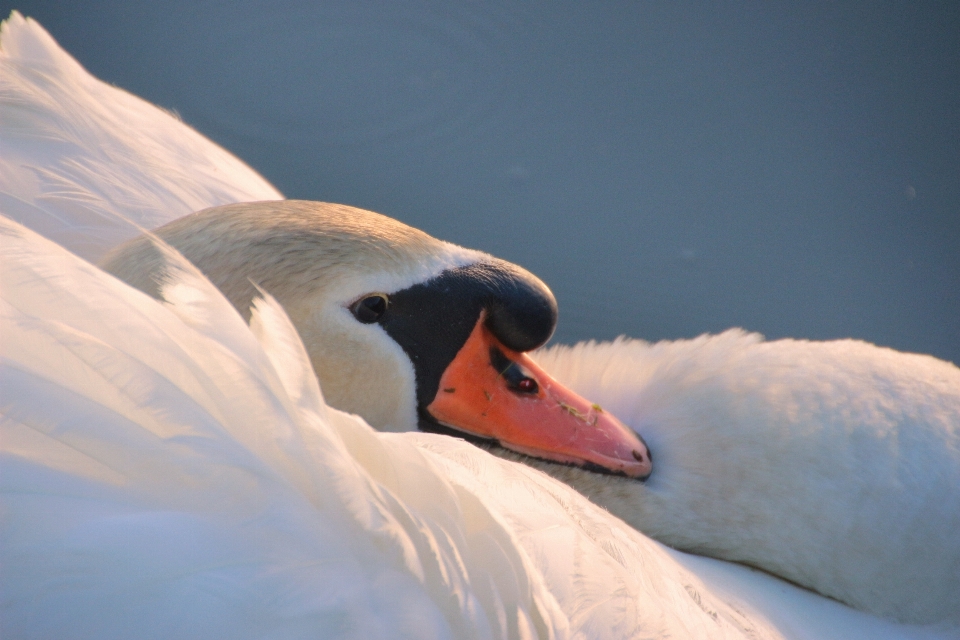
xmin=6 ymin=2 xmax=959 ymax=364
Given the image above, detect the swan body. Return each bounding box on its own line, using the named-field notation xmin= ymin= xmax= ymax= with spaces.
xmin=531 ymin=335 xmax=960 ymax=624
xmin=2 ymin=11 xmax=958 ymax=638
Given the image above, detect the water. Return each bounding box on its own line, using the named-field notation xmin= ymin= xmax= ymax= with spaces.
xmin=7 ymin=1 xmax=959 ymax=364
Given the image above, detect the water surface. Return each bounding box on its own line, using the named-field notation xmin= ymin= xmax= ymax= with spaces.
xmin=8 ymin=1 xmax=959 ymax=363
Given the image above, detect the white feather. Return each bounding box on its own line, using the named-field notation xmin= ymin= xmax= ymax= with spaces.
xmin=534 ymin=334 xmax=960 ymax=625
xmin=0 ymin=11 xmax=281 ymax=263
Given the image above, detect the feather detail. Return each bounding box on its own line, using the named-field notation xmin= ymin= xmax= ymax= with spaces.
xmin=0 ymin=11 xmax=282 ymax=263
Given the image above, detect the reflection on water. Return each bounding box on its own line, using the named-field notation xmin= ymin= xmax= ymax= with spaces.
xmin=12 ymin=0 xmax=960 ymax=364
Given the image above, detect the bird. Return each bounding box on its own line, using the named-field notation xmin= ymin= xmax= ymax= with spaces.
xmin=2 ymin=210 xmax=777 ymax=640
xmin=2 ymin=11 xmax=957 ymax=638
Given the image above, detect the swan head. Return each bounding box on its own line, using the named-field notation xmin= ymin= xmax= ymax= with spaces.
xmin=101 ymin=200 xmax=651 ymax=480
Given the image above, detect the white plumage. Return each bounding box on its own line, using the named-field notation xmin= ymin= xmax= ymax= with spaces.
xmin=0 ymin=10 xmax=280 ymax=262
xmin=533 ymin=333 xmax=960 ymax=623
xmin=1 ymin=11 xmax=957 ymax=639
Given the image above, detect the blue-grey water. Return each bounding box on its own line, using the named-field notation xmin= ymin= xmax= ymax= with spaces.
xmin=6 ymin=1 xmax=959 ymax=364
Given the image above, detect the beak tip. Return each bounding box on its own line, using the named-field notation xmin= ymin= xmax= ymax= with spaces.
xmin=625 ymin=443 xmax=653 ymax=480
xmin=626 ymin=430 xmax=653 ymax=479
xmin=629 ymin=459 xmax=653 ymax=481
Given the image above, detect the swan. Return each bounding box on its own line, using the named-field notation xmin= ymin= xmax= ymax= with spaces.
xmin=1 ymin=214 xmax=771 ymax=640
xmin=2 ymin=12 xmax=958 ymax=638
xmin=2 ymin=208 xmax=949 ymax=640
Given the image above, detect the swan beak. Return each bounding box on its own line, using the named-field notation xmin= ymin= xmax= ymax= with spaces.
xmin=426 ymin=318 xmax=652 ymax=480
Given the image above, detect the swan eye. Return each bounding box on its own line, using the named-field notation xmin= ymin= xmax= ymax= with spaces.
xmin=351 ymin=294 xmax=389 ymax=324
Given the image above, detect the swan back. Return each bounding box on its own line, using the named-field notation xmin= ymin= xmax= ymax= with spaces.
xmin=0 ymin=11 xmax=282 ymax=262
xmin=533 ymin=333 xmax=960 ymax=624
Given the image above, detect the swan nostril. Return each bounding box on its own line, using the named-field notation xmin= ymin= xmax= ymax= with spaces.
xmin=632 ymin=450 xmax=645 ymax=462
xmin=516 ymin=378 xmax=537 ymax=392
xmin=489 ymin=346 xmax=540 ymax=395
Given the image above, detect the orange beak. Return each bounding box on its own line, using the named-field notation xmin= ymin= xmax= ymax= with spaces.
xmin=426 ymin=316 xmax=652 ymax=479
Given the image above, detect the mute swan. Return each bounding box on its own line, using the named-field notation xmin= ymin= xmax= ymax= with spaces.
xmin=0 ymin=15 xmax=955 ymax=637
xmin=1 ymin=214 xmax=772 ymax=640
